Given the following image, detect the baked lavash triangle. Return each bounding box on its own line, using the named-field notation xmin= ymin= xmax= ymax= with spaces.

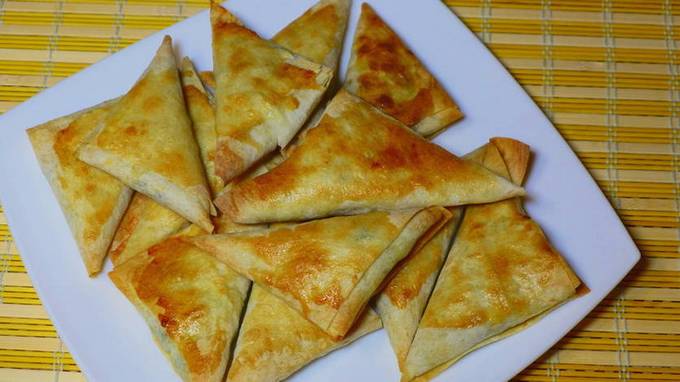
xmin=109 ymin=225 xmax=250 ymax=382
xmin=227 ymin=285 xmax=381 ymax=382
xmin=216 ymin=89 xmax=523 ymax=224
xmin=178 ymin=57 xmax=271 ymax=235
xmin=27 ymin=100 xmax=133 ymax=276
xmin=180 ymin=57 xmax=223 ymax=196
xmin=78 ymin=36 xmax=214 ymax=232
xmin=272 ymin=0 xmax=352 ymax=156
xmin=272 ymin=0 xmax=351 ymax=72
xmin=210 ymin=2 xmax=333 ymax=183
xmin=108 ymin=192 xmax=187 ymax=267
xmin=402 ymin=140 xmax=582 ymax=381
xmin=109 ymin=57 xmax=222 ymax=267
xmin=375 ymin=207 xmax=463 ymax=370
xmin=345 ymin=3 xmax=462 ymax=137
xmin=189 ymin=206 xmax=450 ymax=339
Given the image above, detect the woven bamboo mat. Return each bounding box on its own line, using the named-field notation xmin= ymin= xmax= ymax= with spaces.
xmin=0 ymin=0 xmax=678 ymax=381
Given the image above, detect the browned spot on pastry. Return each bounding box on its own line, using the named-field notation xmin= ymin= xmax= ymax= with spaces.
xmin=123 ymin=125 xmax=143 ymax=137
xmin=248 ymin=160 xmax=298 ymax=198
xmin=385 ymin=283 xmax=419 ymax=309
xmin=228 ymin=46 xmax=256 ymax=74
xmin=153 ymin=151 xmax=193 ymax=186
xmin=396 ymin=89 xmax=434 ymax=126
xmin=183 ymin=85 xmax=207 ymax=107
xmin=143 ymin=95 xmax=162 ymax=112
xmin=53 ymin=123 xmax=78 ymax=161
xmin=54 ymin=123 xmax=93 ymax=184
xmin=313 ymin=283 xmax=344 ymax=310
xmin=199 ymin=71 xmax=216 ymax=90
xmin=277 ymin=63 xmax=319 ymax=90
xmin=215 ymin=140 xmax=246 ymax=182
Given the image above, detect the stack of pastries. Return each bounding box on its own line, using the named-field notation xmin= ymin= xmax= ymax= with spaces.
xmin=27 ymin=1 xmax=585 ymax=381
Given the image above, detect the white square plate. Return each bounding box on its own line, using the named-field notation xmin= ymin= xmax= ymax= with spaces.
xmin=0 ymin=0 xmax=640 ymax=381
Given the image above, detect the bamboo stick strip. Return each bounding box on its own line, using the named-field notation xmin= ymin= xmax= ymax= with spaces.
xmin=503 ymin=58 xmax=680 ymax=75
xmin=0 ymin=305 xmax=48 ymax=320
xmin=618 ymin=198 xmax=679 ymax=211
xmin=525 ymin=85 xmax=671 ymax=101
xmin=450 ymin=5 xmax=680 ymax=25
xmin=0 ymin=336 xmax=65 ymax=352
xmin=554 ymin=113 xmax=671 ymax=129
xmin=0 ymin=368 xmax=84 ymax=382
xmin=569 ymin=141 xmax=675 ymax=154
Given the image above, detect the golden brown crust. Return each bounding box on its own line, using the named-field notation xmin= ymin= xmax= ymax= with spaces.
xmin=190 ymin=207 xmax=444 ymax=338
xmin=228 ymin=285 xmax=381 ymax=382
xmin=345 ymin=3 xmax=462 ymax=136
xmin=110 ymin=233 xmax=250 ymax=382
xmin=27 ymin=99 xmax=132 ymax=276
xmin=78 ymin=36 xmax=214 ymax=232
xmin=211 ymin=3 xmax=332 ymax=183
xmin=217 ymin=90 xmax=523 ymax=224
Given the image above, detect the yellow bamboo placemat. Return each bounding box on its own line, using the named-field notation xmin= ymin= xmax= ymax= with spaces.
xmin=0 ymin=0 xmax=678 ymax=381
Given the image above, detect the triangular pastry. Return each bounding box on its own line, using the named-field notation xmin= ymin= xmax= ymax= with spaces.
xmin=109 ymin=57 xmax=222 ymax=266
xmin=190 ymin=207 xmax=450 ymax=339
xmin=402 ymin=140 xmax=582 ymax=381
xmin=211 ymin=2 xmax=333 ymax=183
xmin=180 ymin=57 xmax=223 ymax=195
xmin=216 ymin=90 xmax=523 ymax=224
xmin=108 ymin=193 xmax=187 ymax=267
xmin=345 ymin=4 xmax=462 ymax=137
xmin=109 ymin=225 xmax=250 ymax=382
xmin=227 ymin=285 xmax=381 ymax=382
xmin=78 ymin=36 xmax=214 ymax=232
xmin=272 ymin=0 xmax=351 ymax=72
xmin=375 ymin=208 xmax=463 ymax=370
xmin=27 ymin=99 xmax=133 ymax=276
xmin=273 ymin=0 xmax=352 ymax=155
